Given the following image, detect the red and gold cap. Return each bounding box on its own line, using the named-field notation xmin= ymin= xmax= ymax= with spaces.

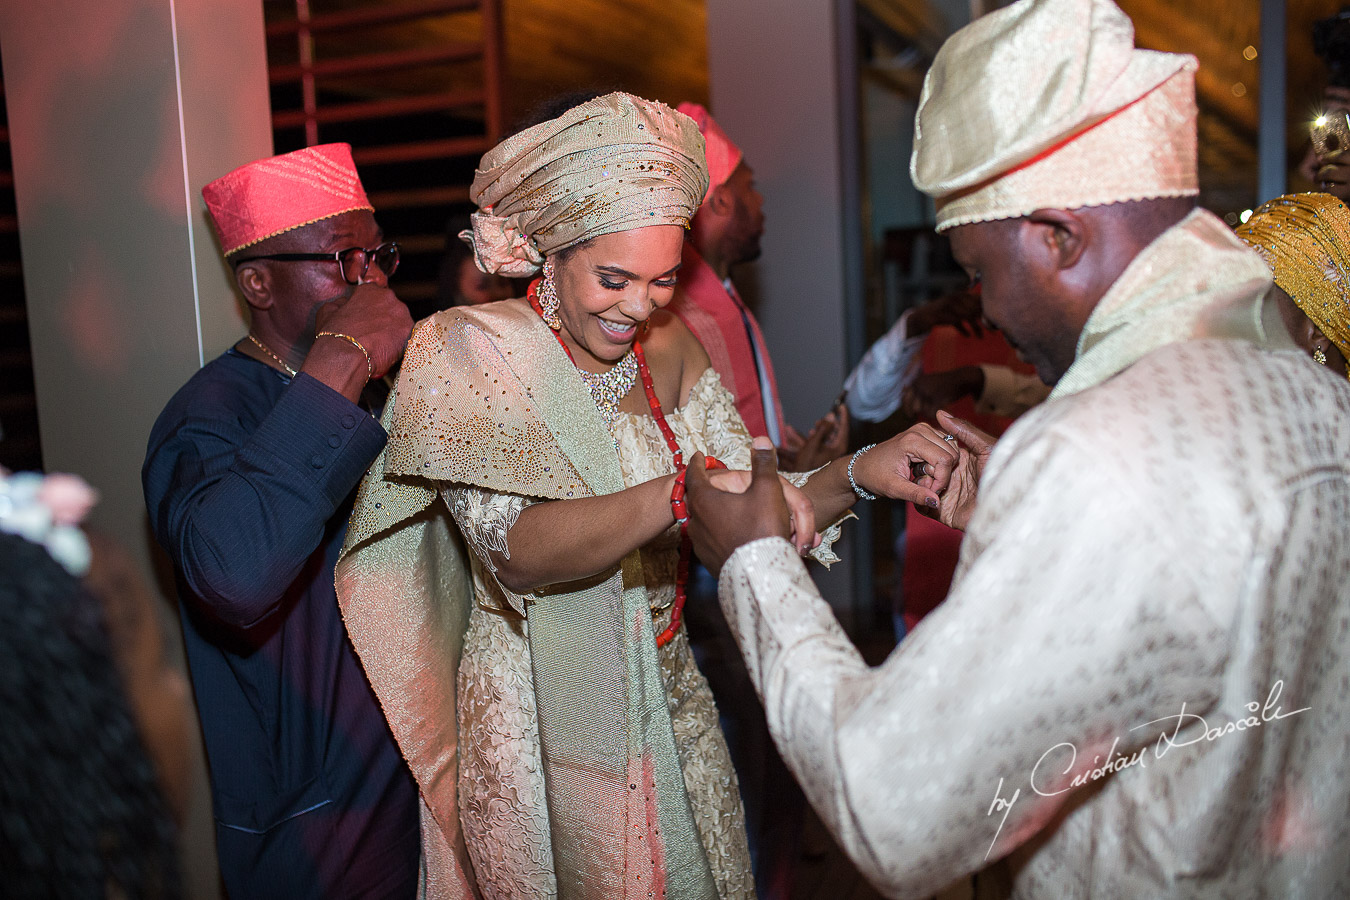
xmin=676 ymin=102 xmax=743 ymax=203
xmin=202 ymin=143 xmax=373 ymax=256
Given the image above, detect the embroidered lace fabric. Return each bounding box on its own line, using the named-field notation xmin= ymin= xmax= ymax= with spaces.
xmin=448 ymin=490 xmax=523 ymax=578
xmin=443 ymin=368 xmax=759 ymax=900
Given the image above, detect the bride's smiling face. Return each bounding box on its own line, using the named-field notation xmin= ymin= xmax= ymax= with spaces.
xmin=551 ymin=224 xmax=685 ymax=364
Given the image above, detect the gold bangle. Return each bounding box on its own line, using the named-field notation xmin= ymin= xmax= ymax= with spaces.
xmin=315 ymin=331 xmax=373 ymax=380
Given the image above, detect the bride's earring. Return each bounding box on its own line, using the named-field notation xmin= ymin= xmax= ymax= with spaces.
xmin=538 ymin=258 xmax=562 ymax=331
xmin=1314 ymin=346 xmax=1328 ymax=366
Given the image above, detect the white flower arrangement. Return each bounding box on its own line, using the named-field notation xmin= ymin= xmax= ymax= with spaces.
xmin=0 ymin=469 xmax=97 ymax=576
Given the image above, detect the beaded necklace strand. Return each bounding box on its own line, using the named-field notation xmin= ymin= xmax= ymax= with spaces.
xmin=527 ymin=278 xmax=723 ymax=646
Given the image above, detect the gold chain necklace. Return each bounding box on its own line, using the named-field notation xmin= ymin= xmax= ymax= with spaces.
xmin=246 ymin=334 xmax=298 ymax=377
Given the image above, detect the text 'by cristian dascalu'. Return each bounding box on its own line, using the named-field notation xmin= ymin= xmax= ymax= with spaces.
xmin=982 ymin=679 xmax=1310 ymax=860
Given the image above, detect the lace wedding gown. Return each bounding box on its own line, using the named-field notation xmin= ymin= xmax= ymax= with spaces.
xmin=443 ymin=368 xmax=758 ymax=900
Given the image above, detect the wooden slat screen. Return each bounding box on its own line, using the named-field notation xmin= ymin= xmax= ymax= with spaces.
xmin=265 ymin=0 xmax=503 ymax=319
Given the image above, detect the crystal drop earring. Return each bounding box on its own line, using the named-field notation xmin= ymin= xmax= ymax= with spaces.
xmin=538 ymin=258 xmax=562 ymax=331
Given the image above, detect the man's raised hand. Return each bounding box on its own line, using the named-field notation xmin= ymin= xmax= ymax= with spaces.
xmin=313 ymin=283 xmax=413 ymax=379
xmin=921 ymin=410 xmax=995 ymax=531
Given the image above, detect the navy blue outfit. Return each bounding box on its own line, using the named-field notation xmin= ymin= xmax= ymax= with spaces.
xmin=143 ymin=350 xmax=418 ymax=899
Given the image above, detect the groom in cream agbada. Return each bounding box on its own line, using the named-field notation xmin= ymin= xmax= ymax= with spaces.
xmin=687 ymin=0 xmax=1350 ymax=897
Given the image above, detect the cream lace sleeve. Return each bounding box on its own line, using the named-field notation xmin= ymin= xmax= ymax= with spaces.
xmin=684 ymin=367 xmax=753 ymax=469
xmin=441 ymin=484 xmax=536 ymax=615
xmin=684 ymin=368 xmax=848 ymax=567
xmin=784 ymin=464 xmax=849 ymax=568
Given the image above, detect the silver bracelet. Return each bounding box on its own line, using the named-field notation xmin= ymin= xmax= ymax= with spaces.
xmin=847 ymin=443 xmax=877 ymax=500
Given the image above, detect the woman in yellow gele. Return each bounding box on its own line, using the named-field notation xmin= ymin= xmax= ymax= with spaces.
xmin=1238 ymin=191 xmax=1350 ymax=376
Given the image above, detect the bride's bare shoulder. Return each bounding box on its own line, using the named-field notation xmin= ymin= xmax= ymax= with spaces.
xmin=646 ymin=309 xmax=711 ymax=372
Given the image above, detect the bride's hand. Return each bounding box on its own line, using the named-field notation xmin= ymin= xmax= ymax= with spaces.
xmin=705 ymin=466 xmax=818 ymax=555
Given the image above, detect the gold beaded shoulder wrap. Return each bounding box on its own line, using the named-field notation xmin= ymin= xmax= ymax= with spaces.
xmin=336 ymin=296 xmax=718 ymax=899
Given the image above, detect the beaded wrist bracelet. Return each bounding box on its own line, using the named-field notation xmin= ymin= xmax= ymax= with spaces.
xmin=847 ymin=443 xmax=878 ymax=501
xmin=670 ymin=456 xmax=727 ymax=524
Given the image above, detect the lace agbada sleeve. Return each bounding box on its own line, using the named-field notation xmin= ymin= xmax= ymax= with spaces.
xmin=715 ymin=427 xmax=1226 ymax=898
xmin=442 ymin=484 xmax=537 ymax=616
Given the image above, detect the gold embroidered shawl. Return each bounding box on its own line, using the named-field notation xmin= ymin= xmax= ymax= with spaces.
xmin=337 ymin=298 xmax=717 ymax=899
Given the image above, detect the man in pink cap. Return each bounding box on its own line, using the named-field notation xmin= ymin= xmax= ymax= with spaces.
xmin=671 ymin=103 xmax=846 ymax=473
xmin=143 ymin=144 xmax=418 ymax=899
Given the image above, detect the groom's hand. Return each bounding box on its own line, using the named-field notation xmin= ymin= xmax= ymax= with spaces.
xmin=686 ymin=438 xmax=791 ymax=576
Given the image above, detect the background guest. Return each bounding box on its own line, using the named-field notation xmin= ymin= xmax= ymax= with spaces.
xmin=1 ymin=470 xmax=181 ymax=899
xmin=431 ymin=212 xmax=519 ymax=316
xmin=1237 ymin=191 xmax=1350 ymax=376
xmin=672 ymin=102 xmax=847 ymax=473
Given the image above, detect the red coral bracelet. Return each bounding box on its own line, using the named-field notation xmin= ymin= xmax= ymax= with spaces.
xmin=670 ymin=456 xmax=725 ymax=524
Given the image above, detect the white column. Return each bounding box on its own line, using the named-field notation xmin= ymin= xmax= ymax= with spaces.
xmin=2 ymin=1 xmax=273 ymax=895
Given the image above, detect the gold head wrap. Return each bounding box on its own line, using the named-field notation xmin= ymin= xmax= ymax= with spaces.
xmin=912 ymin=0 xmax=1198 ymax=232
xmin=463 ymin=92 xmax=709 ymax=277
xmin=1237 ymin=192 xmax=1350 ymax=375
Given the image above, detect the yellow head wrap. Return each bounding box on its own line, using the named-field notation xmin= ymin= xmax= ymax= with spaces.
xmin=462 ymin=92 xmax=709 ymax=277
xmin=1236 ymin=192 xmax=1350 ymax=376
xmin=911 ymin=0 xmax=1198 ymax=232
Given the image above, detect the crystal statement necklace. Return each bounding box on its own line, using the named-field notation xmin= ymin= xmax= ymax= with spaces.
xmin=576 ymin=351 xmax=637 ymax=430
xmin=527 ymin=279 xmax=637 ymax=429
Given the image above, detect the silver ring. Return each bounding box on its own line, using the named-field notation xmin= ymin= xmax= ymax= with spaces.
xmin=941 ymin=433 xmax=957 ymax=445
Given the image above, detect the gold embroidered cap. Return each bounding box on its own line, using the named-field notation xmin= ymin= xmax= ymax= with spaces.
xmin=1236 ymin=192 xmax=1350 ymax=375
xmin=912 ymin=0 xmax=1199 ymax=232
xmin=202 ymin=143 xmax=373 ymax=256
xmin=463 ymin=92 xmax=709 ymax=277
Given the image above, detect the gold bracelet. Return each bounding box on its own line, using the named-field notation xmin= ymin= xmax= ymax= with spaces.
xmin=315 ymin=331 xmax=373 ymax=380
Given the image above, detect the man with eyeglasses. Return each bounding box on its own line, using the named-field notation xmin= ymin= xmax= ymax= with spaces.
xmin=142 ymin=144 xmax=418 ymax=899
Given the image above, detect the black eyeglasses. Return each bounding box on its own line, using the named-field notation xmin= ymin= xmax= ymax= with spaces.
xmin=233 ymin=242 xmax=400 ymax=285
